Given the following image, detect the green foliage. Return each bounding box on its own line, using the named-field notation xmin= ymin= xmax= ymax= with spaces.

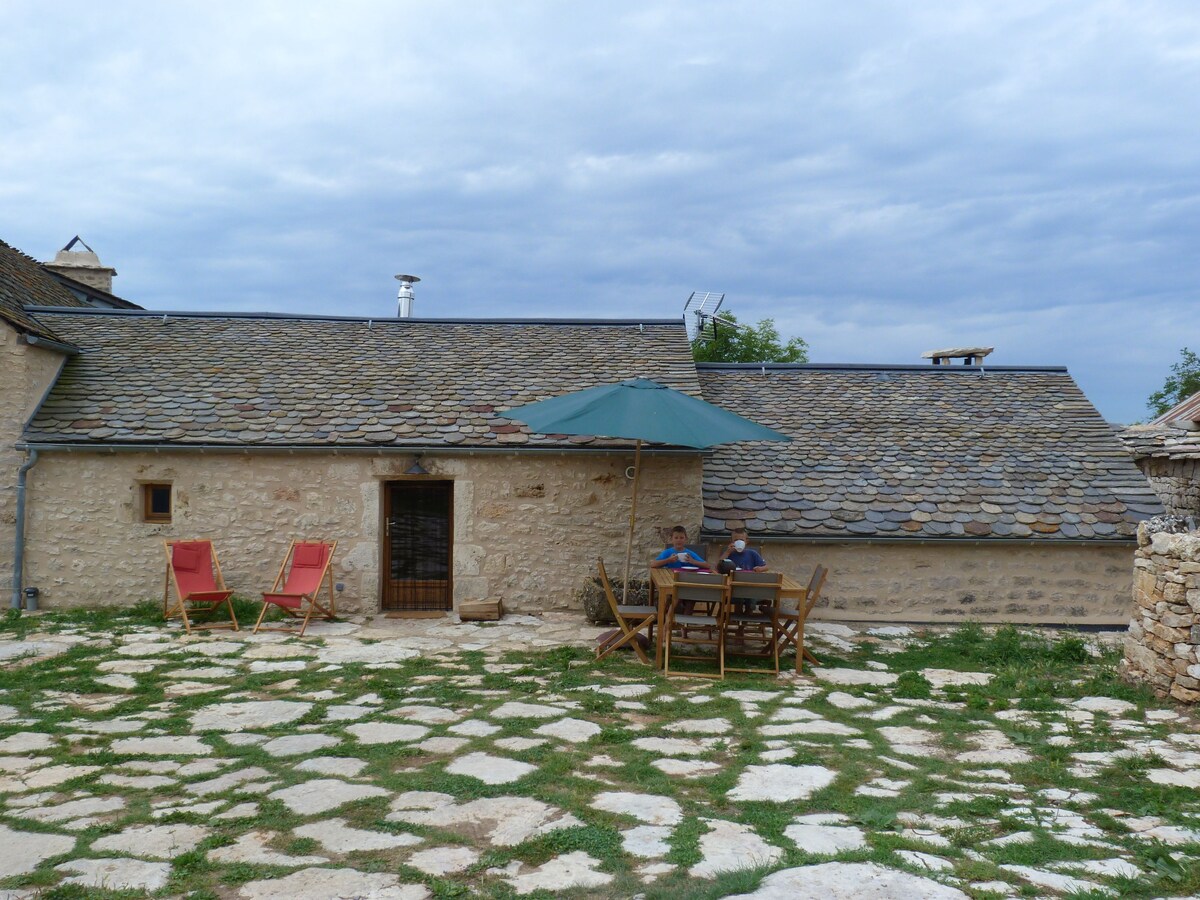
xmin=893 ymin=670 xmax=933 ymax=699
xmin=691 ymin=309 xmax=808 ymax=364
xmin=1148 ymin=347 xmax=1200 ymax=419
xmin=1140 ymin=843 xmax=1189 ymax=884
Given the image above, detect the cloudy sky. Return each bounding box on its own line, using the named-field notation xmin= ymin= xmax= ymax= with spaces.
xmin=2 ymin=1 xmax=1198 ymax=423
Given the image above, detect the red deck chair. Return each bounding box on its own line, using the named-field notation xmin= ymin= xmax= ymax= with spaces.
xmin=163 ymin=540 xmax=238 ymax=634
xmin=254 ymin=539 xmax=338 ymax=636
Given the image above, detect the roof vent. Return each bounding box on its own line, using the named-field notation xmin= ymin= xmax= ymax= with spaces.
xmin=921 ymin=346 xmax=993 ymax=366
xmin=394 ymin=274 xmax=420 ymax=318
xmin=43 ymin=236 xmax=117 ymax=293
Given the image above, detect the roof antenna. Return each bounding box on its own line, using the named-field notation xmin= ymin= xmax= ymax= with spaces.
xmin=682 ymin=291 xmax=726 ymax=343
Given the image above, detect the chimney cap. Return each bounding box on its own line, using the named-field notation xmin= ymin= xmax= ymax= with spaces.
xmin=921 ymin=346 xmax=993 ymax=365
xmin=394 ymin=274 xmax=421 ymax=284
xmin=51 ymin=235 xmax=110 ymax=270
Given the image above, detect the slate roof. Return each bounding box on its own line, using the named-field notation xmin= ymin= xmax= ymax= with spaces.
xmin=698 ymin=364 xmax=1161 ymax=542
xmin=1122 ymin=424 xmax=1200 ymax=460
xmin=22 ymin=308 xmax=700 ymax=449
xmin=1120 ymin=390 xmax=1200 ymax=461
xmin=0 ymin=239 xmax=91 ymax=342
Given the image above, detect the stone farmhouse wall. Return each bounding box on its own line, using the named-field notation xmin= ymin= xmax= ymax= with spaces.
xmin=1 ymin=324 xmax=66 ymax=599
xmin=728 ymin=539 xmax=1134 ymax=624
xmin=1123 ymin=526 xmax=1200 ymax=703
xmin=20 ymin=449 xmax=704 ymax=613
xmin=1136 ymin=457 xmax=1200 ymax=519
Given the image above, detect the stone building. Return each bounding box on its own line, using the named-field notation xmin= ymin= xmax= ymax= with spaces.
xmin=2 ymin=237 xmax=1160 ymax=622
xmin=699 ymin=363 xmax=1161 ymax=624
xmin=1123 ymin=393 xmax=1200 ymax=519
xmin=1 ymin=238 xmax=141 ymax=604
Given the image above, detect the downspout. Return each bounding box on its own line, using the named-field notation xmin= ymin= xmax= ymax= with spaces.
xmin=11 ymin=449 xmax=39 ymax=610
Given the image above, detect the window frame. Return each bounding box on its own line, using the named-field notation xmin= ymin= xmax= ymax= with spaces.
xmin=142 ymin=483 xmax=173 ymax=524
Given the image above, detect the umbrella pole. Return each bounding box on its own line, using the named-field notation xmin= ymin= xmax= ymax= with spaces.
xmin=621 ymin=439 xmax=642 ymax=607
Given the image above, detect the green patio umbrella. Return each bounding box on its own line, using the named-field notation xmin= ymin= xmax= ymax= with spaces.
xmin=500 ymin=378 xmax=791 ymax=604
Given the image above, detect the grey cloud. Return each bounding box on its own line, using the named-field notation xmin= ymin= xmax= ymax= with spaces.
xmin=2 ymin=1 xmax=1199 ymax=422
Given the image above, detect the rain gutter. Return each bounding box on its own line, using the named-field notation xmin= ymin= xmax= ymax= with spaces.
xmin=21 ymin=334 xmax=80 ymax=356
xmin=701 ymin=532 xmax=1136 ymax=547
xmin=17 ymin=441 xmax=707 ymax=457
xmin=11 ymin=450 xmax=38 ymax=610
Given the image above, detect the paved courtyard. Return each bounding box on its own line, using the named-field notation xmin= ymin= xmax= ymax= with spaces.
xmin=1 ymin=607 xmax=1199 ymax=898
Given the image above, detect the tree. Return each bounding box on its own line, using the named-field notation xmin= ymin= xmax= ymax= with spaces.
xmin=690 ymin=309 xmax=809 ymax=364
xmin=1148 ymin=347 xmax=1200 ymax=419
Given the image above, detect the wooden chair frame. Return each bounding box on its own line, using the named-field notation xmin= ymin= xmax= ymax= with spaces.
xmin=778 ymin=565 xmax=828 ymax=674
xmin=664 ymin=571 xmax=726 ymax=680
xmin=724 ymin=571 xmax=783 ymax=676
xmin=594 ymin=558 xmax=655 ymax=665
xmin=162 ymin=540 xmax=239 ymax=634
xmin=254 ymin=539 xmax=338 ymax=637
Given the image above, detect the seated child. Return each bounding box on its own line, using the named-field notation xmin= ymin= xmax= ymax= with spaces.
xmin=722 ymin=528 xmax=769 ymax=614
xmin=721 ymin=528 xmax=767 ymax=572
xmin=651 ymin=525 xmax=707 ymax=616
xmin=650 ymin=525 xmax=707 ymax=570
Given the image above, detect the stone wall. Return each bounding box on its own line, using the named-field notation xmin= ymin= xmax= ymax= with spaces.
xmin=1136 ymin=457 xmax=1200 ymax=519
xmin=1123 ymin=526 xmax=1200 ymax=702
xmin=0 ymin=324 xmax=67 ymax=599
xmin=706 ymin=539 xmax=1135 ymax=624
xmin=20 ymin=449 xmax=704 ymax=613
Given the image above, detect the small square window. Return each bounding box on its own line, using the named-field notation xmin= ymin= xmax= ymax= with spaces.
xmin=143 ymin=483 xmax=172 ymax=523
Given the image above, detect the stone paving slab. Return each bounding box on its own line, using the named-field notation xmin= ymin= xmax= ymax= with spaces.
xmin=2 ymin=613 xmax=1198 ymax=898
xmin=236 ymin=867 xmax=430 ymax=899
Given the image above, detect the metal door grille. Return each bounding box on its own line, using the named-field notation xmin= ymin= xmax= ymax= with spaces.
xmin=383 ymin=481 xmax=452 ymax=611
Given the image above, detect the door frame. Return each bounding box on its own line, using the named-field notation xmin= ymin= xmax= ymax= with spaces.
xmin=381 ymin=478 xmax=454 ymax=613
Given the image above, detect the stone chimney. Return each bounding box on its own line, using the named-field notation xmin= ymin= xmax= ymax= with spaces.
xmin=43 ymin=236 xmax=117 ymax=293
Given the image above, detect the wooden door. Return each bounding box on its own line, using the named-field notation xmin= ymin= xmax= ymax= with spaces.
xmin=382 ymin=481 xmax=453 ymax=612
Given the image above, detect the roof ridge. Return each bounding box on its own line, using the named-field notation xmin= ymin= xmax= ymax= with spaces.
xmin=696 ymin=362 xmax=1070 ymax=374
xmin=0 ymin=237 xmax=50 ymax=269
xmin=24 ymin=306 xmax=686 ymax=326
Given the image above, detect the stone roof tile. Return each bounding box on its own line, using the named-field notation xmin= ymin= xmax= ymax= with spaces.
xmin=0 ymin=239 xmax=89 ymax=342
xmin=698 ymin=364 xmax=1161 ymax=542
xmin=23 ymin=310 xmax=699 ymax=450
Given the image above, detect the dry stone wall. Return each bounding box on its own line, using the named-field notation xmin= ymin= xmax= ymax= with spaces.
xmin=1136 ymin=457 xmax=1200 ymax=519
xmin=0 ymin=324 xmax=66 ymax=598
xmin=1123 ymin=525 xmax=1200 ymax=703
xmin=737 ymin=539 xmax=1134 ymax=624
xmin=20 ymin=449 xmax=703 ymax=613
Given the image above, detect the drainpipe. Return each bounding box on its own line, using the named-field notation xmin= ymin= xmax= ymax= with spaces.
xmin=11 ymin=449 xmax=38 ymax=610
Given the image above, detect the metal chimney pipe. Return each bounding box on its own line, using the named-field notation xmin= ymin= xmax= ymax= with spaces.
xmin=394 ymin=274 xmax=420 ymax=317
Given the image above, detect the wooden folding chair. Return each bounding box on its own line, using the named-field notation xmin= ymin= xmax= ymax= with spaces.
xmin=254 ymin=540 xmax=338 ymax=636
xmin=664 ymin=571 xmax=726 ymax=680
xmin=778 ymin=565 xmax=828 ymax=674
xmin=724 ymin=572 xmax=783 ymax=676
xmin=163 ymin=540 xmax=238 ymax=634
xmin=594 ymin=558 xmax=655 ymax=665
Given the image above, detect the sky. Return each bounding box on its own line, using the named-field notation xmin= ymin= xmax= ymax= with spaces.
xmin=2 ymin=1 xmax=1198 ymax=424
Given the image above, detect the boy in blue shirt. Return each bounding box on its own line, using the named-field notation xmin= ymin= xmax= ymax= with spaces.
xmin=650 ymin=525 xmax=707 ymax=570
xmin=722 ymin=528 xmax=767 ymax=572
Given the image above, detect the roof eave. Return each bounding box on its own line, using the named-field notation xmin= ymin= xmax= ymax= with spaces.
xmin=699 ymin=530 xmax=1138 ymax=546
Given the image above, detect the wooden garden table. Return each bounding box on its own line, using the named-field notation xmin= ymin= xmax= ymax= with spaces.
xmin=649 ymin=568 xmax=807 ymax=668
